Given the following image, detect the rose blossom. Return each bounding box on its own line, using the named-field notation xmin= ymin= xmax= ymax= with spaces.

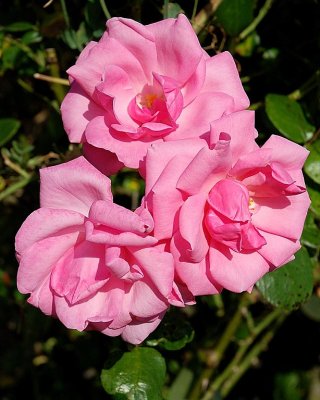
xmin=15 ymin=157 xmax=186 ymax=344
xmin=61 ymin=14 xmax=249 ymax=172
xmin=143 ymin=110 xmax=310 ymax=294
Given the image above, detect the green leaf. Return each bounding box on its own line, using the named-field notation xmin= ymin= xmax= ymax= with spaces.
xmin=167 ymin=3 xmax=184 ymax=18
xmin=167 ymin=368 xmax=193 ymax=400
xmin=101 ymin=347 xmax=166 ymax=400
xmin=216 ymin=0 xmax=255 ymax=36
xmin=256 ymin=247 xmax=313 ymax=310
xmin=61 ymin=29 xmax=79 ymax=50
xmin=265 ymin=94 xmax=315 ymax=143
xmin=2 ymin=22 xmax=36 ymax=32
xmin=304 ymin=141 xmax=320 ymax=184
xmin=301 ymin=212 xmax=319 ymax=249
xmin=235 ymin=32 xmax=260 ymax=57
xmin=84 ymin=0 xmax=106 ymax=32
xmin=274 ymin=371 xmax=307 ymax=400
xmin=75 ymin=22 xmax=89 ymax=50
xmin=0 ymin=118 xmax=21 ymax=146
xmin=307 ymin=185 xmax=320 ymax=218
xmin=301 ymin=295 xmax=320 ymax=322
xmin=21 ymin=31 xmax=42 ymax=45
xmin=2 ymin=46 xmax=22 ymax=70
xmin=146 ymin=311 xmax=194 ymax=351
xmin=62 ymin=23 xmax=89 ymax=51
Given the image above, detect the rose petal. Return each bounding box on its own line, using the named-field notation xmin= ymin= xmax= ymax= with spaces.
xmin=172 ymin=233 xmax=221 ymax=296
xmin=178 ymin=193 xmax=209 ymax=262
xmin=83 ymin=143 xmax=124 ymax=175
xmin=97 ymin=65 xmax=135 ymax=126
xmin=67 ymin=37 xmax=147 ymax=96
xmin=147 ymin=14 xmax=204 ymax=85
xmin=209 ymin=110 xmax=259 ymax=161
xmin=169 ymin=92 xmax=235 ymax=140
xmin=50 ymin=241 xmax=108 ymax=304
xmin=85 ymin=116 xmax=160 ymax=168
xmin=257 ymin=230 xmax=301 ymax=267
xmin=17 ymin=231 xmax=80 ymax=294
xmin=107 ymin=17 xmax=157 ymax=83
xmin=85 ymin=220 xmax=158 ymax=247
xmin=207 ymin=180 xmax=251 ymax=222
xmin=27 ymin=276 xmax=55 ymax=316
xmin=40 ymin=156 xmax=112 ymax=215
xmin=252 ymin=192 xmax=310 ymax=240
xmin=15 ymin=208 xmax=84 ymax=255
xmin=262 ymin=135 xmax=310 ymax=170
xmin=60 ymin=82 xmax=104 ymax=143
xmin=121 ymin=313 xmax=165 ymax=344
xmin=145 ymin=138 xmax=207 ymax=194
xmin=89 ymin=200 xmax=152 ymax=234
xmin=128 ymin=280 xmax=168 ymax=318
xmin=54 ymin=282 xmax=125 ymax=331
xmin=209 ymin=244 xmax=270 ymax=292
xmin=177 ymin=137 xmax=232 ymax=195
xmin=146 ymin=154 xmax=189 ymax=239
xmin=202 ymin=52 xmax=250 ymax=111
xmin=130 ymin=246 xmax=174 ymax=298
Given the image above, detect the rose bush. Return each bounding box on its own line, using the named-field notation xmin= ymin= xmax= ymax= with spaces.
xmin=15 ymin=157 xmax=187 ymax=344
xmin=61 ymin=14 xmax=249 ymax=172
xmin=143 ymin=110 xmax=310 ymax=294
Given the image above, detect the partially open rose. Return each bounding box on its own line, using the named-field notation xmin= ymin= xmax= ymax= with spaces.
xmin=61 ymin=14 xmax=249 ymax=171
xmin=15 ymin=157 xmax=181 ymax=344
xmin=143 ymin=111 xmax=310 ymax=294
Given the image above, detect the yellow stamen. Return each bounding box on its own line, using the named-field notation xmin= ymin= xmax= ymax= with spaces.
xmin=249 ymin=197 xmax=256 ymax=211
xmin=140 ymin=93 xmax=158 ymax=109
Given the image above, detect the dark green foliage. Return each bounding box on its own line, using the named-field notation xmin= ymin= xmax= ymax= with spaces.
xmin=101 ymin=347 xmax=166 ymax=399
xmin=257 ymin=247 xmax=314 ymax=310
xmin=265 ymin=94 xmax=315 ymax=143
xmin=1 ymin=1 xmax=320 ymax=399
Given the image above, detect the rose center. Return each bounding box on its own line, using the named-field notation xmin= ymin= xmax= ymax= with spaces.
xmin=140 ymin=93 xmax=160 ymax=109
xmin=205 ymin=179 xmax=266 ymax=252
xmin=249 ymin=197 xmax=256 ymax=212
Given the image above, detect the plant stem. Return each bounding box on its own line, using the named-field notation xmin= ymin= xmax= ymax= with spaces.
xmin=288 ymin=70 xmax=320 ymax=101
xmin=99 ymin=0 xmax=112 ymax=20
xmin=43 ymin=0 xmax=54 ymax=8
xmin=5 ymin=37 xmax=44 ymax=67
xmin=60 ymin=0 xmax=70 ymax=28
xmin=17 ymin=78 xmax=60 ymax=113
xmin=163 ymin=0 xmax=169 ymax=19
xmin=1 ymin=149 xmax=31 ymax=179
xmin=213 ymin=295 xmax=252 ymax=365
xmin=192 ymin=0 xmax=222 ymax=34
xmin=191 ymin=0 xmax=199 ymax=22
xmin=189 ymin=294 xmax=251 ymax=400
xmin=248 ymin=101 xmax=264 ymax=110
xmin=205 ymin=308 xmax=285 ymax=398
xmin=45 ymin=48 xmax=67 ymax=104
xmin=213 ymin=294 xmax=225 ymax=317
xmin=0 ymin=176 xmax=33 ymax=202
xmin=33 ymin=73 xmax=69 ymax=86
xmin=220 ymin=315 xmax=286 ymax=398
xmin=239 ymin=0 xmax=274 ymax=41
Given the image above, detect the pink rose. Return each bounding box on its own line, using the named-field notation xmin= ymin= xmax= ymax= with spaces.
xmin=15 ymin=157 xmax=181 ymax=344
xmin=143 ymin=110 xmax=310 ymax=294
xmin=61 ymin=14 xmax=249 ymax=171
